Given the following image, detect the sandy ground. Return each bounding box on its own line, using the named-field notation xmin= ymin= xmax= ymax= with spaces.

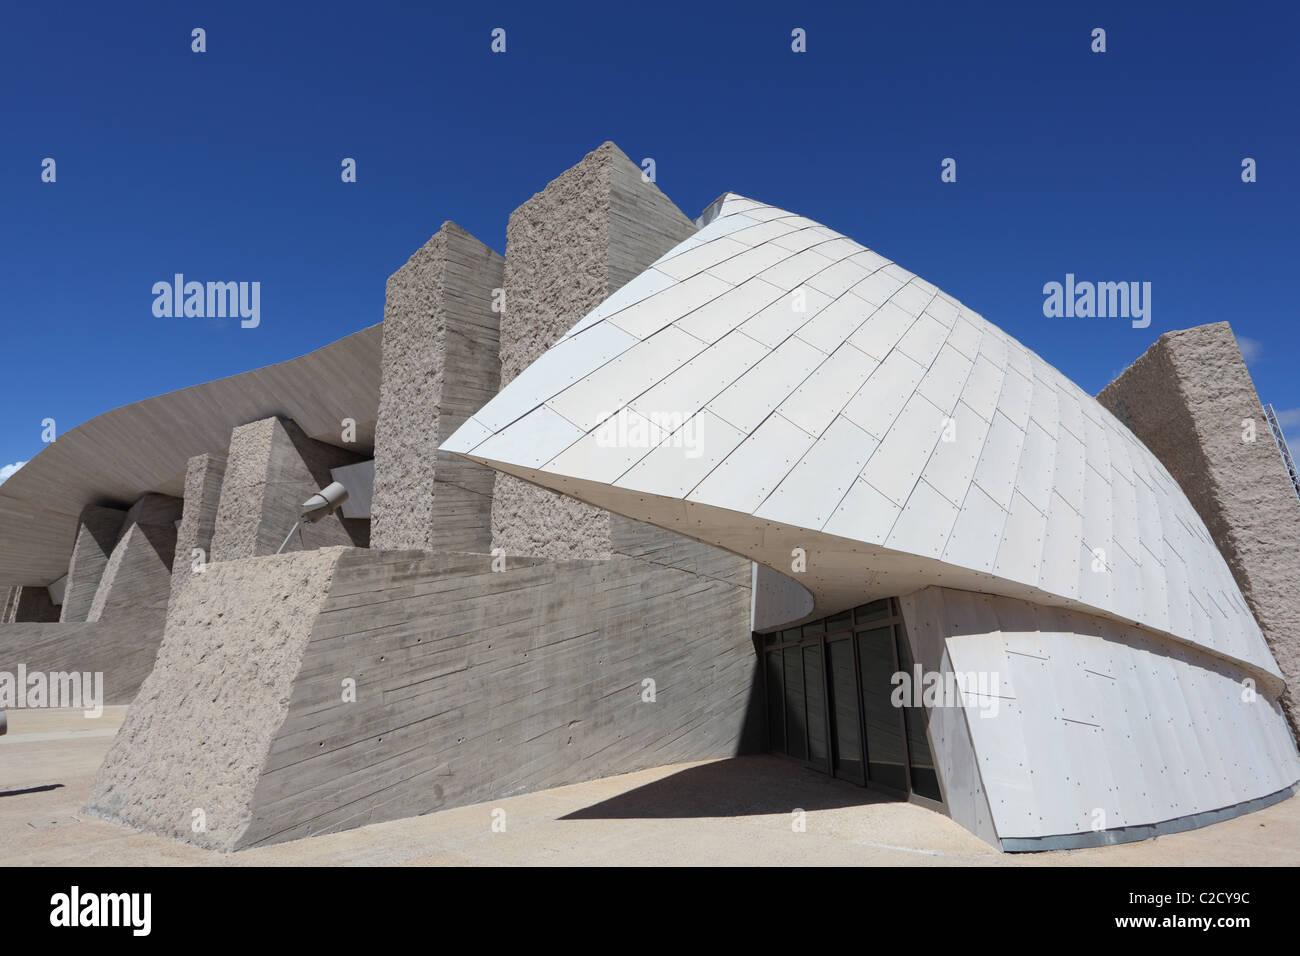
xmin=1 ymin=707 xmax=1296 ymax=866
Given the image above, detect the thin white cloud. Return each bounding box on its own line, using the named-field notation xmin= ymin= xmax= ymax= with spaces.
xmin=1237 ymin=336 xmax=1264 ymax=365
xmin=0 ymin=461 xmax=27 ymax=484
xmin=1270 ymin=408 xmax=1300 ymax=448
xmin=1272 ymin=407 xmax=1300 ymax=429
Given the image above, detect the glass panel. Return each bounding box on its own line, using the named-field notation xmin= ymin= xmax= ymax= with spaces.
xmin=765 ymin=651 xmax=785 ymax=754
xmin=803 ymin=643 xmax=827 ymax=768
xmin=856 ymin=626 xmax=908 ymax=791
xmin=854 ymin=599 xmax=891 ymax=626
xmin=894 ymin=623 xmax=942 ymax=801
xmin=783 ymin=646 xmax=807 ymax=760
xmin=760 ymin=596 xmax=937 ymax=799
xmin=826 ymin=638 xmax=864 ymax=783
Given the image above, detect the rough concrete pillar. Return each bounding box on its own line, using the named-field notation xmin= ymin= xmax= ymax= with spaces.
xmin=370 ymin=222 xmax=505 ymax=552
xmin=210 ymin=417 xmax=367 ymax=562
xmin=491 ymin=141 xmax=698 ymax=559
xmin=171 ymin=452 xmax=227 ymax=592
xmin=87 ymin=493 xmax=184 ymax=624
xmin=86 ymin=547 xmax=346 ymax=851
xmin=59 ymin=504 xmax=127 ymax=622
xmin=1099 ymin=321 xmax=1300 ymax=736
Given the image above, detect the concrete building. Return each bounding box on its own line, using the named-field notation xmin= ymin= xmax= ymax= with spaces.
xmin=1 ymin=144 xmax=1296 ymax=853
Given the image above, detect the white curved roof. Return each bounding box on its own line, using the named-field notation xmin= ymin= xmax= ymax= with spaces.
xmin=444 ymin=194 xmax=1280 ymax=681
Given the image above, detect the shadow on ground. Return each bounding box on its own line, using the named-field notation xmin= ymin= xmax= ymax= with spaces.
xmin=562 ymin=755 xmax=897 ymax=819
xmin=0 ymin=784 xmax=64 ymax=799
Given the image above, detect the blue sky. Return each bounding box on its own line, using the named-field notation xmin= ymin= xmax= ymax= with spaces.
xmin=2 ymin=0 xmax=1298 ymax=478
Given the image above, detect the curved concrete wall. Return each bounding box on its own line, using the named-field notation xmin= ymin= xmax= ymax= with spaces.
xmin=0 ymin=325 xmax=380 ymax=587
xmin=751 ymin=563 xmax=815 ymax=632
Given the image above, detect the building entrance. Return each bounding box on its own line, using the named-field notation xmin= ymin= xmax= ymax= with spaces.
xmin=760 ymin=597 xmax=942 ymax=803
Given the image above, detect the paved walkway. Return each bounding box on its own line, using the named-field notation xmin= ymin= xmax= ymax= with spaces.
xmin=1 ymin=708 xmax=1296 ymax=866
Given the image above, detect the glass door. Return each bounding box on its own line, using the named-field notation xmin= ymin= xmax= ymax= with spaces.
xmin=856 ymin=624 xmax=908 ymax=793
xmin=825 ymin=633 xmax=865 ymax=784
xmin=764 ymin=625 xmax=829 ymax=772
xmin=760 ymin=597 xmax=944 ymax=805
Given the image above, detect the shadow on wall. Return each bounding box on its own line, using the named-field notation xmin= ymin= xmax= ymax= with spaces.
xmin=560 ymin=754 xmax=898 ymax=820
xmin=736 ymin=645 xmax=767 ymax=758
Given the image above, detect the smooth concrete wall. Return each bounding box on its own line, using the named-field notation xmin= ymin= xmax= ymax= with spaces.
xmin=210 ymin=417 xmax=367 ymax=562
xmin=247 ymin=546 xmax=759 ymax=847
xmin=607 ymin=513 xmax=754 ymax=588
xmin=370 ymin=222 xmax=505 ymax=552
xmin=58 ymin=505 xmax=127 ymax=623
xmin=751 ymin=564 xmax=816 ymax=633
xmin=1098 ymin=322 xmax=1300 ymax=737
xmin=491 ymin=141 xmax=698 ymax=559
xmin=171 ymin=452 xmax=227 ymax=592
xmin=86 ymin=545 xmax=760 ymax=850
xmin=87 ymin=493 xmax=182 ymax=625
xmin=0 ymin=622 xmax=162 ymax=704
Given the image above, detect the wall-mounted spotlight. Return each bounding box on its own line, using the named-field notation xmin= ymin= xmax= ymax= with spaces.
xmin=276 ymin=481 xmax=351 ymax=554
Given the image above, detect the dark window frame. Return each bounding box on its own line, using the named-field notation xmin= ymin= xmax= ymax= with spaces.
xmin=757 ymin=596 xmax=947 ymax=813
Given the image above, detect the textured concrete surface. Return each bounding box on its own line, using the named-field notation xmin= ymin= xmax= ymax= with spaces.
xmin=0 ymin=622 xmax=160 ymax=704
xmin=491 ymin=141 xmax=698 ymax=559
xmin=86 ymin=493 xmax=182 ymax=625
xmin=84 ymin=549 xmax=346 ymax=850
xmin=1099 ymin=322 xmax=1300 ymax=737
xmin=2 ymin=495 xmax=184 ymax=706
xmin=58 ymin=505 xmax=126 ymax=623
xmin=239 ymin=546 xmax=758 ymax=847
xmin=79 ymin=543 xmax=757 ymax=850
xmin=0 ymin=324 xmax=381 ymax=587
xmin=1 ymin=585 xmax=59 ymax=623
xmin=210 ymin=417 xmax=367 ymax=562
xmin=371 ymin=222 xmax=504 ymax=552
xmin=171 ymin=452 xmax=227 ymax=593
xmin=5 ymin=708 xmax=1299 ymax=866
